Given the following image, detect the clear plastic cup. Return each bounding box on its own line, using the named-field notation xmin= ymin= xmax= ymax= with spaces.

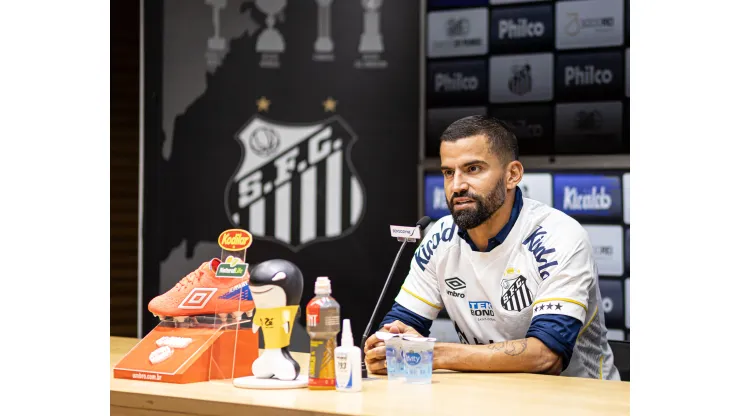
xmin=402 ymin=335 xmax=435 ymax=384
xmin=375 ymin=332 xmax=405 ymax=381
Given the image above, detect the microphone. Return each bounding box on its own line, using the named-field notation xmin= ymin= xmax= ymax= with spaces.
xmin=360 ymin=216 xmax=432 ymax=378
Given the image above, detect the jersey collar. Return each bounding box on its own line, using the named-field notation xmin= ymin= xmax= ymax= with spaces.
xmin=457 ymin=186 xmax=523 ymax=253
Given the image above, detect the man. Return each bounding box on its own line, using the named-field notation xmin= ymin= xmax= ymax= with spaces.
xmin=364 ymin=116 xmax=619 ymax=380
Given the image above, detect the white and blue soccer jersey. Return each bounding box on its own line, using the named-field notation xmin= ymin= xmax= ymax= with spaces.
xmin=385 ymin=187 xmax=619 ymax=380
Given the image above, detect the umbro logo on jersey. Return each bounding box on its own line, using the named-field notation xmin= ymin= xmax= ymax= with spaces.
xmin=445 ymin=277 xmax=466 ymax=290
xmin=445 ymin=277 xmax=466 ymax=298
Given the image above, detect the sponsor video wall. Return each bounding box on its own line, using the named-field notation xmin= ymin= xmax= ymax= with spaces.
xmin=424 ymin=0 xmax=630 ymax=158
xmin=423 ymin=170 xmax=630 ymax=341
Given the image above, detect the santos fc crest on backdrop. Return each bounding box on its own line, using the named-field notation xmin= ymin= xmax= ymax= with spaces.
xmin=224 ymin=115 xmax=367 ymax=251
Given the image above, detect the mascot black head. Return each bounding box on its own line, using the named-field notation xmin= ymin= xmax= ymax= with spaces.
xmin=248 ymin=259 xmax=304 ymax=309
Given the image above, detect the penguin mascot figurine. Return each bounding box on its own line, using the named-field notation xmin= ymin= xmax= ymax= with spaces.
xmin=248 ymin=259 xmax=304 ymax=381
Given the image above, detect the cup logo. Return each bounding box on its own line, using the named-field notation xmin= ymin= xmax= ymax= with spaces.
xmin=405 ymin=352 xmax=422 ymax=366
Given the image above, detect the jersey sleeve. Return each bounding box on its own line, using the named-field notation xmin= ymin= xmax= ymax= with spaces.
xmin=393 ymin=221 xmax=447 ymax=320
xmin=526 ymin=231 xmax=594 ymax=369
xmin=531 ymin=235 xmax=594 ymax=324
xmin=379 ymin=302 xmax=434 ymax=337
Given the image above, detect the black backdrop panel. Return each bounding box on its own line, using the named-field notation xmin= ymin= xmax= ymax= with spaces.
xmin=142 ymin=0 xmax=421 ymax=348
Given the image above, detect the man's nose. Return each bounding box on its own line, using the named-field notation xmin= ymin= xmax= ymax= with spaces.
xmin=451 ymin=171 xmax=468 ymax=194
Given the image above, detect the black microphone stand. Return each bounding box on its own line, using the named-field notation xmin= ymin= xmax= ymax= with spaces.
xmin=360 ymin=238 xmax=411 ymax=378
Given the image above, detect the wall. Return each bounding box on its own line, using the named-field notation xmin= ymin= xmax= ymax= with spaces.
xmin=140 ymin=0 xmax=422 ymax=349
xmin=111 ymin=0 xmax=140 ymax=337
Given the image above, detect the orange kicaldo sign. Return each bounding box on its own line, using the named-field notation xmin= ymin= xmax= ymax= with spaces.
xmin=218 ymin=229 xmax=253 ymax=251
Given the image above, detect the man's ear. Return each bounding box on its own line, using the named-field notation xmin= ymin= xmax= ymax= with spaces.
xmin=506 ymin=160 xmax=524 ymax=190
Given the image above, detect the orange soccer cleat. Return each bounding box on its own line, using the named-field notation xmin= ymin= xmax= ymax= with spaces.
xmin=148 ymin=258 xmax=255 ymax=321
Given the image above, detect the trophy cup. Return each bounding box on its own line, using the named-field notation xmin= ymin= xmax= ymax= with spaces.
xmin=314 ymin=0 xmax=334 ymax=53
xmin=359 ymin=0 xmax=383 ymax=54
xmin=256 ymin=0 xmax=287 ymax=53
xmin=205 ymin=0 xmax=228 ymax=71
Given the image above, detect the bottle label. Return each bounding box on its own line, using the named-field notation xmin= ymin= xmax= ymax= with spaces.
xmin=308 ymin=338 xmax=336 ymax=387
xmin=306 ymin=298 xmax=340 ymax=332
xmin=335 ymin=351 xmax=353 ymax=389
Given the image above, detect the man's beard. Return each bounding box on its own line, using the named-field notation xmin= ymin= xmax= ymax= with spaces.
xmin=447 ymin=177 xmax=507 ymax=230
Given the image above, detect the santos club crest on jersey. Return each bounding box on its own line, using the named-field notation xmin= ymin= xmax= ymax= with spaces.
xmin=500 ymin=268 xmax=534 ymax=312
xmin=224 ymin=115 xmax=366 ymax=251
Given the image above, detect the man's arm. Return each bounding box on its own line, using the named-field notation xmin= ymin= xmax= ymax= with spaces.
xmin=433 ymin=337 xmax=563 ymax=375
xmin=431 ymin=229 xmax=594 ymax=376
xmin=379 ymin=302 xmax=433 ymax=337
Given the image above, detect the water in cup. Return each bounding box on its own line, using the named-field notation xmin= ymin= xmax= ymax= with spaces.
xmin=402 ymin=335 xmax=435 ymax=384
xmin=374 ymin=332 xmax=405 ymax=381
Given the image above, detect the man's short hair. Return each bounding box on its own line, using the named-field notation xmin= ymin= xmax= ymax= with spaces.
xmin=439 ymin=115 xmax=519 ymax=164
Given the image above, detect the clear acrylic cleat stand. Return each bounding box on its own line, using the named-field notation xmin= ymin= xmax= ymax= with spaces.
xmin=113 ymin=229 xmax=259 ymax=384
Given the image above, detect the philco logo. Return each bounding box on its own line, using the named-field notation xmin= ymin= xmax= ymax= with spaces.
xmin=415 ymin=221 xmax=458 ymax=272
xmin=522 ymin=226 xmax=558 ymax=280
xmin=565 ymin=65 xmax=613 ymax=86
xmin=218 ymin=229 xmax=253 ymax=251
xmin=499 ymin=18 xmax=545 ymax=39
xmin=435 ymin=72 xmax=479 ymax=92
xmin=563 ymin=186 xmax=612 ymax=211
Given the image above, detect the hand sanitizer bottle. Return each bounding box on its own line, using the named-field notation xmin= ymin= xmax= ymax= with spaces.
xmin=334 ymin=319 xmax=363 ymax=392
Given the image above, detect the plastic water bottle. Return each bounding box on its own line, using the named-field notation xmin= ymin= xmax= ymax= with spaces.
xmin=306 ymin=277 xmax=341 ymax=390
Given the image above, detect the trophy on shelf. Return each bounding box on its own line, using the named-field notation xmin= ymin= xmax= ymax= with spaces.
xmin=256 ymin=0 xmax=287 ymax=53
xmin=205 ymin=0 xmax=228 ymax=71
xmin=359 ymin=0 xmax=383 ymax=54
xmin=314 ymin=0 xmax=334 ymax=53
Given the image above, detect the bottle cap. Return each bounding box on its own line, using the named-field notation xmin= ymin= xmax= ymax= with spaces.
xmin=341 ymin=319 xmax=353 ymax=347
xmin=314 ymin=276 xmax=332 ymax=295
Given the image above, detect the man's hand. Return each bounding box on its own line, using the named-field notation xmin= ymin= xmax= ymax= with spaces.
xmin=363 ymin=320 xmax=422 ymax=375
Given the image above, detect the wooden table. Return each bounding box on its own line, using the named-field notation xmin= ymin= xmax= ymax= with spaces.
xmin=110 ymin=336 xmax=629 ymax=415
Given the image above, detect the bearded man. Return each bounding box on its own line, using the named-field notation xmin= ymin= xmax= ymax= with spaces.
xmin=363 ymin=115 xmax=619 ymax=380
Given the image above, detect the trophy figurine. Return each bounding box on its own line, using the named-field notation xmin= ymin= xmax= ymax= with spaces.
xmin=205 ymin=0 xmax=228 ymax=71
xmin=233 ymin=259 xmax=308 ymax=389
xmin=256 ymin=0 xmax=287 ymax=53
xmin=314 ymin=0 xmax=334 ymax=53
xmin=359 ymin=0 xmax=383 ymax=53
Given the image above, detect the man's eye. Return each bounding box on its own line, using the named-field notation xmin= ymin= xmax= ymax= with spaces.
xmin=468 ymin=166 xmax=479 ymax=173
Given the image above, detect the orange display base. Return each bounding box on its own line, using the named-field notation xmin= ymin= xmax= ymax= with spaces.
xmin=113 ymin=322 xmax=258 ymax=384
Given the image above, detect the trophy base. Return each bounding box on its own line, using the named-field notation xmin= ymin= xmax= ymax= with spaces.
xmin=314 ymin=37 xmax=334 ymax=53
xmin=208 ymin=37 xmax=226 ymax=51
xmin=257 ymin=29 xmax=285 ymax=53
xmin=233 ymin=375 xmax=309 ymax=390
xmin=359 ymin=34 xmax=383 ymax=54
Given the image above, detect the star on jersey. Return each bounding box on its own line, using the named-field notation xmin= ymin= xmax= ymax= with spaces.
xmin=534 ymin=302 xmax=563 ymax=312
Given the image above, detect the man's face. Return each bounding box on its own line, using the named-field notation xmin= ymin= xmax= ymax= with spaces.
xmin=440 ymin=135 xmax=507 ymax=230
